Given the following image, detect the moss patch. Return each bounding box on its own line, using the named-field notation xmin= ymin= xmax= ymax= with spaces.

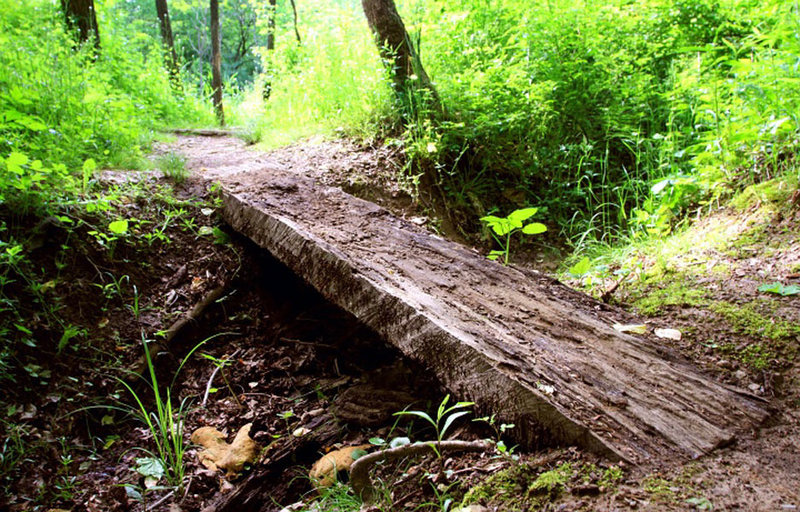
xmin=463 ymin=460 xmax=624 ymax=511
xmin=730 ymin=174 xmax=798 ymax=211
xmin=631 ymin=278 xmax=710 ymax=316
xmin=710 ymin=300 xmax=800 ymax=341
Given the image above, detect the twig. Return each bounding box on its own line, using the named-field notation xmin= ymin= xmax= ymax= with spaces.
xmin=279 ymin=337 xmax=336 ymax=349
xmin=349 ymin=440 xmax=490 ymax=503
xmin=146 ymin=489 xmax=175 ymax=511
xmin=172 ymin=128 xmax=233 ymax=137
xmin=128 ymin=284 xmax=228 ymax=381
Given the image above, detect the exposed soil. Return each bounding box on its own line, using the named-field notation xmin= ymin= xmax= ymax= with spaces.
xmin=1 ymin=134 xmax=798 ymax=512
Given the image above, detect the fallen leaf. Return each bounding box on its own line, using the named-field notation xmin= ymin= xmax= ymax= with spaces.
xmin=191 ymin=423 xmax=260 ymax=477
xmin=309 ymin=444 xmax=371 ymax=488
xmin=654 ymin=328 xmax=682 ymax=341
xmin=612 ymin=323 xmax=648 ymax=334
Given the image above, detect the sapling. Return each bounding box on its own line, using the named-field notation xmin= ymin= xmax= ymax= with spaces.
xmin=480 ymin=207 xmax=547 ymax=265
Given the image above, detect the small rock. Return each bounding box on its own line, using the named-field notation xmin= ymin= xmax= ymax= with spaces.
xmin=748 ymin=383 xmax=762 ymax=393
xmin=733 ymin=370 xmax=748 ymax=380
xmin=454 ymin=506 xmax=490 ymax=512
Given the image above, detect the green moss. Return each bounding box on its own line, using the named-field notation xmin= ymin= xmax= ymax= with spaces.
xmin=529 ymin=463 xmax=572 ymax=496
xmin=710 ymin=300 xmax=800 ymax=341
xmin=730 ymin=174 xmax=798 ymax=211
xmin=632 ymin=279 xmax=710 ymax=316
xmin=462 ymin=463 xmax=537 ymax=512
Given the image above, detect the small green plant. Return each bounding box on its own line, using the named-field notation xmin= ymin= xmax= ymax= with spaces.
xmin=480 ymin=207 xmax=547 ymax=265
xmin=473 ymin=413 xmax=517 ymax=457
xmin=758 ymin=282 xmax=800 ymax=297
xmin=201 ymin=352 xmax=242 ymax=408
xmin=156 ymin=152 xmax=188 ymax=184
xmin=394 ymin=394 xmax=474 ymax=459
xmin=117 ymin=334 xmax=207 ymax=491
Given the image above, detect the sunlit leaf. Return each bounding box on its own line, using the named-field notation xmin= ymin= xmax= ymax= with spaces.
xmin=521 ymin=222 xmax=547 ymax=235
xmin=108 ymin=219 xmax=128 ymax=235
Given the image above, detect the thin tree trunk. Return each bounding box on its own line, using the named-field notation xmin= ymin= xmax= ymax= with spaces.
xmin=360 ymin=0 xmax=439 ymax=109
xmin=266 ymin=0 xmax=276 ymax=51
xmin=155 ymin=0 xmax=181 ymax=90
xmin=289 ymin=0 xmax=301 ymax=44
xmin=210 ymin=0 xmax=225 ymax=125
xmin=60 ymin=0 xmax=100 ymax=51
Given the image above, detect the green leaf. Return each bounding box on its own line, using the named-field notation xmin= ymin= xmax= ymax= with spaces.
xmin=440 ymin=410 xmax=471 ymax=439
xmin=480 ymin=215 xmax=513 ymax=236
xmin=108 ymin=220 xmax=128 ymax=235
xmin=6 ymin=152 xmax=28 ymax=174
xmin=487 ymin=250 xmax=505 ymax=261
xmin=507 ymin=207 xmax=539 ymax=224
xmin=135 ymin=457 xmax=165 ymax=479
xmin=521 ymin=222 xmax=547 ymax=235
xmin=350 ymin=448 xmax=368 ymax=460
xmin=368 ymin=437 xmax=385 ymax=446
xmin=389 ymin=436 xmax=411 ymax=448
xmin=212 ymin=227 xmax=231 ymax=245
xmin=569 ymin=257 xmax=591 ymax=277
xmin=758 ymin=282 xmax=800 ymax=296
xmin=83 ymin=158 xmax=97 ymax=174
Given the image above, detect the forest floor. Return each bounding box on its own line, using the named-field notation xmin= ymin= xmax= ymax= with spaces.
xmin=2 ymin=134 xmax=799 ymax=512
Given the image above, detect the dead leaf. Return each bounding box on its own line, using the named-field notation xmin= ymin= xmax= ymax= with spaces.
xmin=309 ymin=444 xmax=371 ymax=488
xmin=654 ymin=328 xmax=682 ymax=341
xmin=191 ymin=423 xmax=260 ymax=477
xmin=612 ymin=323 xmax=648 ymax=334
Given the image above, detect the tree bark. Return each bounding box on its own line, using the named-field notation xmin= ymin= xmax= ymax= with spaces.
xmin=210 ymin=0 xmax=225 ymax=126
xmin=155 ymin=0 xmax=181 ymax=89
xmin=360 ymin=0 xmax=438 ymax=107
xmin=265 ymin=0 xmax=276 ymax=51
xmin=289 ymin=0 xmax=301 ymax=44
xmin=60 ymin=0 xmax=100 ymax=51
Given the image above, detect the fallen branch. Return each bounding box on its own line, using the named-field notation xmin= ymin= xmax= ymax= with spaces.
xmin=349 ymin=440 xmax=491 ymax=503
xmin=172 ymin=128 xmax=233 ymax=137
xmin=128 ymin=284 xmax=228 ymax=381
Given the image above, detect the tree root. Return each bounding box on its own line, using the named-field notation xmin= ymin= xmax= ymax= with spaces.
xmin=349 ymin=440 xmax=491 ymax=503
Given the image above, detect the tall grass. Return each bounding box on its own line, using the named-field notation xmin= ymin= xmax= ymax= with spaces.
xmin=0 ymin=0 xmax=213 ymax=172
xmin=230 ymin=2 xmax=392 ymax=147
xmin=240 ymin=0 xmax=800 ymax=247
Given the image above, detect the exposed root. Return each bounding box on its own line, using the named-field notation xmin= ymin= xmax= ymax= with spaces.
xmin=350 ymin=440 xmax=491 ymax=503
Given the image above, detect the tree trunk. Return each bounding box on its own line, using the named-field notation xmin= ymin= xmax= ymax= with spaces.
xmin=210 ymin=0 xmax=225 ymax=126
xmin=60 ymin=0 xmax=100 ymax=51
xmin=360 ymin=0 xmax=438 ymax=108
xmin=155 ymin=0 xmax=181 ymax=89
xmin=265 ymin=0 xmax=276 ymax=51
xmin=289 ymin=0 xmax=301 ymax=44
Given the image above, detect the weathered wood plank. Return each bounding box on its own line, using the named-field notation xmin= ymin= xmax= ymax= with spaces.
xmin=183 ymin=136 xmax=769 ymax=463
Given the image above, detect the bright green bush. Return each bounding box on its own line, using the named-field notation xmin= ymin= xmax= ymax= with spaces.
xmin=242 ymin=0 xmax=799 ymax=246
xmin=0 ymin=0 xmax=213 ymax=173
xmin=231 ymin=2 xmax=392 ymax=147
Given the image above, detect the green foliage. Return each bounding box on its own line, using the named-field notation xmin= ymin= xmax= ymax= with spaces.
xmin=156 ymin=152 xmax=189 ymax=184
xmin=230 ymin=0 xmax=800 ymax=248
xmin=758 ymin=282 xmax=800 ymax=296
xmin=117 ymin=335 xmax=208 ymax=490
xmin=480 ymin=207 xmax=547 ymax=265
xmin=231 ymin=2 xmax=392 ymax=146
xmin=0 ymin=0 xmax=212 ymax=173
xmin=394 ymin=394 xmax=474 ymax=453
